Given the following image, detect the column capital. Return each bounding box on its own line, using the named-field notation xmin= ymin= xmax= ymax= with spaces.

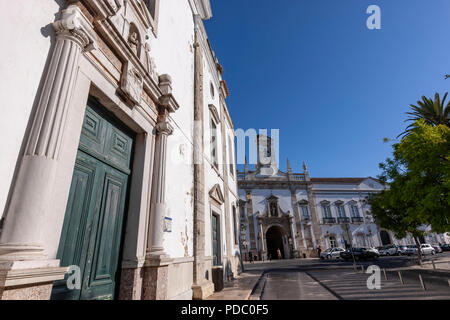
xmin=155 ymin=120 xmax=174 ymax=136
xmin=53 ymin=4 xmax=97 ymax=52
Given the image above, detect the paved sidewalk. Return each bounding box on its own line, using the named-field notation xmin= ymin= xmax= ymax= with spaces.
xmin=206 ymin=272 xmax=262 ymax=300
xmin=260 ymin=271 xmax=338 ymax=300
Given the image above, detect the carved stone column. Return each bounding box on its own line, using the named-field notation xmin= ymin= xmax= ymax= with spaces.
xmin=142 ymin=75 xmax=176 ymax=300
xmin=0 ymin=5 xmax=96 ymax=299
xmin=146 ymin=117 xmax=173 ymax=256
xmin=142 ymin=115 xmax=173 ymax=300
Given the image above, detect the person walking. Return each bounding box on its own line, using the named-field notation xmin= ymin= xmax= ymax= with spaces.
xmin=277 ymin=248 xmax=282 ymax=260
xmin=317 ymin=246 xmax=322 ymax=258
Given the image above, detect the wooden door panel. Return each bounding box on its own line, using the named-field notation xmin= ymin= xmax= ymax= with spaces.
xmin=53 ymin=98 xmax=134 ymax=300
xmin=51 ymin=152 xmax=100 ymax=300
xmin=81 ymin=167 xmax=128 ymax=300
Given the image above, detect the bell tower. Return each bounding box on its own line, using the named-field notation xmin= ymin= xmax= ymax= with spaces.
xmin=256 ymin=134 xmax=278 ymax=176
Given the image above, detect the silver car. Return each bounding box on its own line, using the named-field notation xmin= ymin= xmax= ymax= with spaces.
xmin=320 ymin=247 xmax=346 ymax=260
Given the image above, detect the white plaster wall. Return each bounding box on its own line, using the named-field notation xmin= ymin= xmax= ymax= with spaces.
xmin=0 ymin=0 xmax=63 ymax=218
xmin=149 ymin=0 xmax=197 ymax=258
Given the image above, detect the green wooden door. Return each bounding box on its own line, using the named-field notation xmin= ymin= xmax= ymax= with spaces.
xmin=52 ymin=99 xmax=134 ymax=300
xmin=212 ymin=213 xmax=221 ymax=266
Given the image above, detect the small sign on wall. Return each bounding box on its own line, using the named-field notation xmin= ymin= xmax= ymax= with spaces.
xmin=164 ymin=217 xmax=172 ymax=233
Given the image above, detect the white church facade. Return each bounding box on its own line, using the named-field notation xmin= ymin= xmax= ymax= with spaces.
xmin=237 ymin=135 xmax=449 ymax=261
xmin=0 ymin=0 xmax=240 ymax=300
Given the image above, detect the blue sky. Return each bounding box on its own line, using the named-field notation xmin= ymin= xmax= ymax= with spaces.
xmin=204 ymin=0 xmax=450 ymax=178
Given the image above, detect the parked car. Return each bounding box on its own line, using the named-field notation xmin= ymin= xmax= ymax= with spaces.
xmin=397 ymin=245 xmax=408 ymax=255
xmin=379 ymin=245 xmax=399 ymax=256
xmin=431 ymin=244 xmax=443 ymax=254
xmin=340 ymin=247 xmax=379 ymax=261
xmin=320 ymin=247 xmax=345 ymax=260
xmin=441 ymin=244 xmax=450 ymax=252
xmin=364 ymin=247 xmax=380 ymax=255
xmin=405 ymin=245 xmax=418 ymax=256
xmin=421 ymin=244 xmax=436 ymax=255
xmin=405 ymin=244 xmax=436 ymax=256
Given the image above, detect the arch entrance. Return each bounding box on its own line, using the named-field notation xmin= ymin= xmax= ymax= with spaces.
xmin=266 ymin=226 xmax=288 ymax=260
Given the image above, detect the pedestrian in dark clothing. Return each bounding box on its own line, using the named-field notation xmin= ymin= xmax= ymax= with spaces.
xmin=317 ymin=246 xmax=322 ymax=258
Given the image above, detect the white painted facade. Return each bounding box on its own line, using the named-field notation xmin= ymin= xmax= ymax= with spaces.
xmin=238 ymin=136 xmax=449 ymax=260
xmin=0 ymin=0 xmax=239 ymax=300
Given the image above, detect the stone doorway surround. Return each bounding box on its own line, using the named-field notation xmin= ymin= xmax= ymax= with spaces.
xmin=0 ymin=3 xmax=179 ymax=300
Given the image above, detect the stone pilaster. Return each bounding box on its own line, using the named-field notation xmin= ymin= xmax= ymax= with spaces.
xmin=289 ymin=188 xmax=304 ymax=256
xmin=246 ymin=191 xmax=257 ymax=255
xmin=146 ymin=116 xmax=173 ymax=256
xmin=0 ymin=4 xmax=96 ymax=299
xmin=192 ymin=24 xmax=214 ymax=300
xmin=306 ymin=184 xmax=325 ymax=255
xmin=143 ymin=96 xmax=174 ymax=299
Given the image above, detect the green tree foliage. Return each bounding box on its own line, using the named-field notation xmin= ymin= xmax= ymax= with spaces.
xmin=369 ymin=121 xmax=450 ymax=264
xmin=399 ymin=93 xmax=450 ymax=138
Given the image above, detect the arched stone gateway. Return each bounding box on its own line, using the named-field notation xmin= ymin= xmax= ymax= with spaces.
xmin=266 ymin=226 xmax=289 ymax=260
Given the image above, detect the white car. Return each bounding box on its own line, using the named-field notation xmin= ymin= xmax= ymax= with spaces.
xmin=405 ymin=244 xmax=435 ymax=256
xmin=420 ymin=244 xmax=436 ymax=255
xmin=320 ymin=247 xmax=346 ymax=260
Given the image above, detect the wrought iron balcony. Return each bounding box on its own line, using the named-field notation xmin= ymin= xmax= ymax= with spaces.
xmin=351 ymin=217 xmax=363 ymax=223
xmin=323 ymin=217 xmax=336 ymax=224
xmin=338 ymin=217 xmax=350 ymax=223
xmin=292 ymin=174 xmax=306 ymax=181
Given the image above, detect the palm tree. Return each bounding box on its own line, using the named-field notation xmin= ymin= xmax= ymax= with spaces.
xmin=399 ymin=93 xmax=450 ymax=138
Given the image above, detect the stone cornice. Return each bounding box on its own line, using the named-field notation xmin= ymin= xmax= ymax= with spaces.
xmin=238 ymin=180 xmax=309 ymax=190
xmin=194 ymin=15 xmax=222 ymax=94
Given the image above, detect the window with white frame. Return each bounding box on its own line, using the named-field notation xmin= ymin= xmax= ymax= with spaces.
xmin=210 ymin=118 xmax=218 ymax=169
xmin=336 ymin=204 xmax=346 ymax=218
xmin=322 ymin=204 xmax=332 ymax=218
xmin=300 ymin=205 xmax=309 ymax=219
xmin=350 ymin=204 xmax=360 ymax=217
xmin=228 ymin=136 xmax=235 ymax=177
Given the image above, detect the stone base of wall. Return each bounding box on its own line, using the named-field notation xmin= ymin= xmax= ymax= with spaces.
xmin=0 ymin=282 xmax=53 ymax=300
xmin=192 ymin=280 xmax=215 ymax=300
xmin=118 ymin=267 xmax=143 ymax=300
xmin=142 ymin=265 xmax=169 ymax=300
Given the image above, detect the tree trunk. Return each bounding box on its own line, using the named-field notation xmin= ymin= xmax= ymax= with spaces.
xmin=414 ymin=236 xmax=422 ymax=266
